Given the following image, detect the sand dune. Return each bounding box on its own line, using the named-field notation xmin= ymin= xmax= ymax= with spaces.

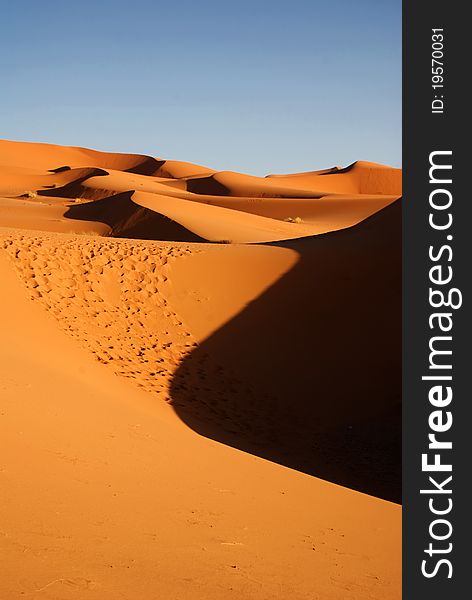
xmin=0 ymin=139 xmax=401 ymax=599
xmin=266 ymin=160 xmax=402 ymax=194
xmin=0 ymin=139 xmax=400 ymax=243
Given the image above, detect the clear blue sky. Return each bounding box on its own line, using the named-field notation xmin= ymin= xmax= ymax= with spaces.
xmin=2 ymin=0 xmax=400 ymax=175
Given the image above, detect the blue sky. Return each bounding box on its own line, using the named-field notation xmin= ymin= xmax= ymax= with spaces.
xmin=2 ymin=0 xmax=400 ymax=174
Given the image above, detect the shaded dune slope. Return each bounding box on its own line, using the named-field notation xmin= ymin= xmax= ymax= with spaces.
xmin=169 ymin=201 xmax=402 ymax=502
xmin=66 ymin=192 xmax=205 ymax=242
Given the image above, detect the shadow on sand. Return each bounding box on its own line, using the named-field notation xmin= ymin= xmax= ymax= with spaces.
xmin=63 ymin=192 xmax=205 ymax=242
xmin=169 ymin=201 xmax=402 ymax=502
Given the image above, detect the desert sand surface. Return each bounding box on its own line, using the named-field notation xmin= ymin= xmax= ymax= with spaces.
xmin=0 ymin=140 xmax=401 ymax=599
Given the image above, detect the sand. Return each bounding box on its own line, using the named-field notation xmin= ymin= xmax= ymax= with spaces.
xmin=0 ymin=140 xmax=401 ymax=599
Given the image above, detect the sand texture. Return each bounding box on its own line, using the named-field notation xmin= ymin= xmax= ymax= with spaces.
xmin=0 ymin=140 xmax=401 ymax=599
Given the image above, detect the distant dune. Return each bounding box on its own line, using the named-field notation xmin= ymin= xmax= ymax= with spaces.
xmin=0 ymin=140 xmax=401 ymax=242
xmin=0 ymin=140 xmax=401 ymax=599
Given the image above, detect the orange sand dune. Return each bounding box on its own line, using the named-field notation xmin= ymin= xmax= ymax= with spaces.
xmin=0 ymin=139 xmax=215 ymax=178
xmin=0 ymin=139 xmax=401 ymax=599
xmin=0 ymin=140 xmax=401 ymax=243
xmin=267 ymin=160 xmax=402 ymax=195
